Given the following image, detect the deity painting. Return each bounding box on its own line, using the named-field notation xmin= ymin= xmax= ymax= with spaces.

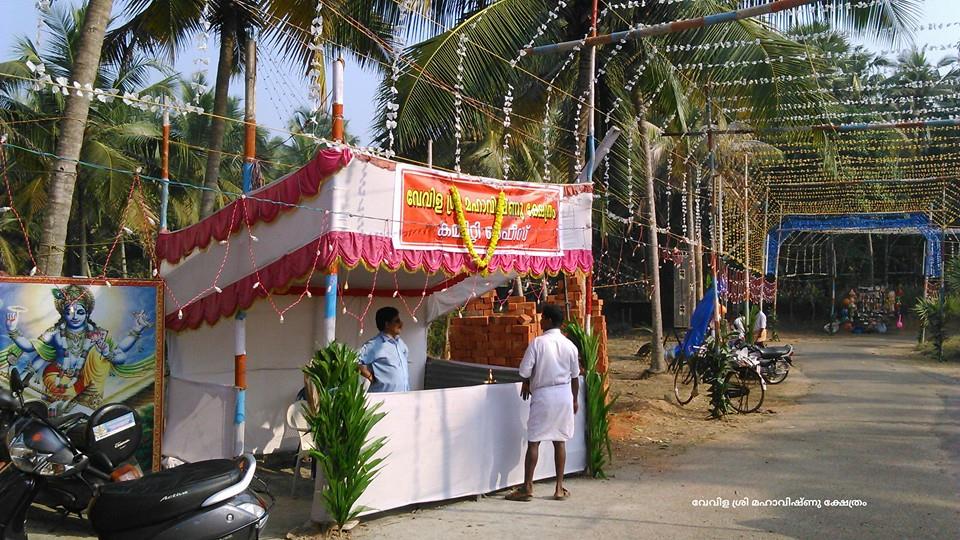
xmin=0 ymin=278 xmax=163 ymax=468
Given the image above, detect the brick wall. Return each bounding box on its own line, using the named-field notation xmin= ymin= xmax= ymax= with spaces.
xmin=448 ymin=278 xmax=609 ymax=373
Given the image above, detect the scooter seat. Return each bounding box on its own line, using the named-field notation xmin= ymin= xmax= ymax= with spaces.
xmin=90 ymin=458 xmax=242 ymax=534
xmin=758 ymin=345 xmax=792 ymax=359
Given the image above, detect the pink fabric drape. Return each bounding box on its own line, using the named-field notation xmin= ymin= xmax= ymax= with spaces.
xmin=166 ymin=231 xmax=593 ymax=331
xmin=156 ymin=147 xmax=352 ymax=264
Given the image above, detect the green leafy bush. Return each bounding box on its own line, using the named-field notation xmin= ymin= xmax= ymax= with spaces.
xmin=303 ymin=343 xmax=387 ymax=528
xmin=701 ymin=344 xmax=733 ymax=418
xmin=565 ymin=322 xmax=616 ymax=479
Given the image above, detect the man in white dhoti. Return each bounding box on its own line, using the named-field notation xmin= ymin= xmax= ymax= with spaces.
xmin=506 ymin=304 xmax=580 ymax=501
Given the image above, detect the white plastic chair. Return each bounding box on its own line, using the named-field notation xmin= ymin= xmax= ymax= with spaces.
xmin=285 ymin=400 xmax=315 ymax=497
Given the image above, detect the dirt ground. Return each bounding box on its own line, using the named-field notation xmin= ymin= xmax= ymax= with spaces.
xmin=602 ymin=333 xmax=812 ymax=471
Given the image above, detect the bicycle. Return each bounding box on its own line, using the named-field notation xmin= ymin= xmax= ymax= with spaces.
xmin=724 ymin=363 xmax=765 ymax=414
xmin=671 ymin=345 xmax=707 ymax=405
xmin=673 ymin=344 xmax=766 ymax=414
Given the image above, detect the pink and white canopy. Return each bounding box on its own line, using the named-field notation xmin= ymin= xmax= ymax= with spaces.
xmin=158 ymin=148 xmax=593 ymax=331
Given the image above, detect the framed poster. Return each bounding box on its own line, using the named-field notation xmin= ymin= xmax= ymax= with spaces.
xmin=0 ymin=277 xmax=164 ymax=470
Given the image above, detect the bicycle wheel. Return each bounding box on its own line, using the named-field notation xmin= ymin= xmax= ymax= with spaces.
xmin=765 ymin=359 xmax=790 ymax=385
xmin=674 ymin=363 xmax=698 ymax=405
xmin=725 ymin=369 xmax=764 ymax=413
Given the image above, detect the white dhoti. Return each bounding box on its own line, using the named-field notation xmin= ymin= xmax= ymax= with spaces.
xmin=527 ymin=383 xmax=574 ymax=442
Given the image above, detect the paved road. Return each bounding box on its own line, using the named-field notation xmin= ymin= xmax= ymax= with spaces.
xmin=20 ymin=335 xmax=960 ymax=539
xmin=346 ymin=335 xmax=960 ymax=540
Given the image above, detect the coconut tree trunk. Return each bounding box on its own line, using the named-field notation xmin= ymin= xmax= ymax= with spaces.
xmin=200 ymin=10 xmax=237 ymax=218
xmin=79 ymin=206 xmax=90 ymax=277
xmin=640 ymin=112 xmax=665 ymax=373
xmin=37 ymin=0 xmax=114 ymax=275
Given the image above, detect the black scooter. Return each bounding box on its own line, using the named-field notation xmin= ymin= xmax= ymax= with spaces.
xmin=0 ymin=368 xmax=271 ymax=540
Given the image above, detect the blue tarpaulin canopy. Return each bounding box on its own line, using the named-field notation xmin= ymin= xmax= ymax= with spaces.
xmin=764 ymin=213 xmax=942 ymax=278
xmin=675 ymin=284 xmax=718 ymax=358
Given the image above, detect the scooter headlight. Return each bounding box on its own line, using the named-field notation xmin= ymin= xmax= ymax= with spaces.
xmin=6 ymin=430 xmax=80 ymax=477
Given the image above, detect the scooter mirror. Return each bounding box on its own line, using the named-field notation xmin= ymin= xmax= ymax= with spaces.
xmin=9 ymin=368 xmax=22 ymax=394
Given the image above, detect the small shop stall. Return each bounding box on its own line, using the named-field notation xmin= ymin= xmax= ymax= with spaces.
xmin=156 ymin=148 xmax=593 ymax=515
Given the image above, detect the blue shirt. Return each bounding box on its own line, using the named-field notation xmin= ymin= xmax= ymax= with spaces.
xmin=359 ymin=333 xmax=410 ymax=392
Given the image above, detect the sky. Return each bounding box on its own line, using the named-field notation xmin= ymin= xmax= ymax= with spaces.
xmin=0 ymin=0 xmax=957 ymax=147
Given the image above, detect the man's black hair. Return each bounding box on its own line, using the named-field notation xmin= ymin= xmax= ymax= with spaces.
xmin=541 ymin=304 xmax=564 ymax=327
xmin=376 ymin=306 xmax=400 ymax=331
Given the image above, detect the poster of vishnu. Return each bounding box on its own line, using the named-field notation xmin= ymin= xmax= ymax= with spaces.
xmin=0 ymin=278 xmax=162 ymax=467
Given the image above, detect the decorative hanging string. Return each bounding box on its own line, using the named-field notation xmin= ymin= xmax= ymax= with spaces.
xmin=193 ymin=0 xmax=212 ymax=104
xmin=385 ymin=1 xmax=413 ymax=157
xmin=307 ymin=0 xmax=325 ymax=123
xmin=453 ymin=27 xmax=469 ymax=173
xmin=500 ymin=86 xmax=513 ymax=179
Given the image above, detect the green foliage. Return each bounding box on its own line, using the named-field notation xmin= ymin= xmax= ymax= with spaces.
xmin=564 ymin=322 xmax=616 ymax=479
xmin=426 ymin=313 xmax=450 ymax=357
xmin=134 ymin=404 xmax=154 ymax=470
xmin=914 ymin=256 xmax=960 ymax=362
xmin=701 ymin=344 xmax=733 ymax=419
xmin=303 ymin=343 xmax=387 ymax=528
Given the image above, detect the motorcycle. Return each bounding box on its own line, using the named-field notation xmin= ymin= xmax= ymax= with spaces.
xmin=730 ymin=338 xmax=794 ymax=384
xmin=0 ymin=368 xmax=271 ymax=540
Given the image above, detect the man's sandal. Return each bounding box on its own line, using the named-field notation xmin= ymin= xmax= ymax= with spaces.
xmin=505 ymin=488 xmax=532 ymax=502
xmin=553 ymin=487 xmax=570 ymax=501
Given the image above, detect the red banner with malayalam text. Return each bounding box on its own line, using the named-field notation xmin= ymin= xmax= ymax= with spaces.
xmin=394 ymin=167 xmax=561 ymax=254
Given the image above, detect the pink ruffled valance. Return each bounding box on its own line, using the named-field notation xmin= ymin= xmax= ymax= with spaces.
xmin=166 ymin=231 xmax=593 ymax=331
xmin=156 ymin=147 xmax=353 ymax=264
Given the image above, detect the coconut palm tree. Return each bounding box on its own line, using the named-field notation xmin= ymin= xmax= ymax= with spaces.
xmin=3 ymin=5 xmax=171 ymax=277
xmin=112 ymin=0 xmax=262 ymax=218
xmin=35 ymin=0 xmax=114 ymax=276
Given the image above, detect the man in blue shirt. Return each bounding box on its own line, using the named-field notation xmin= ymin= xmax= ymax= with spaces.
xmin=357 ymin=307 xmax=410 ymax=392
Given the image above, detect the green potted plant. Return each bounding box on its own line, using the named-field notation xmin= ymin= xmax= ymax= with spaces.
xmin=303 ymin=342 xmax=387 ymax=530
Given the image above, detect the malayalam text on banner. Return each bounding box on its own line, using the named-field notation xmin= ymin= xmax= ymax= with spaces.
xmin=396 ymin=167 xmax=562 ymax=254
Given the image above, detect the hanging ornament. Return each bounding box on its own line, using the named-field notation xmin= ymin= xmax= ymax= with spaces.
xmin=192 ymin=0 xmax=212 ymax=104
xmin=307 ymin=0 xmax=325 ymax=122
xmin=453 ymin=28 xmax=469 ymax=173
xmin=501 ymin=85 xmax=514 ymax=179
xmin=385 ymin=1 xmax=414 ymax=158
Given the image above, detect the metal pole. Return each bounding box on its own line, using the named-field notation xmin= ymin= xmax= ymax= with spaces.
xmin=160 ymin=97 xmax=170 ymax=232
xmin=661 ymin=118 xmax=960 ymax=137
xmin=706 ymin=94 xmax=721 ymax=340
xmin=526 ymin=0 xmax=817 ymax=55
xmin=938 ymin=225 xmax=946 ymax=361
xmin=744 ymin=155 xmax=750 ymax=312
xmin=761 ymin=189 xmax=769 ymax=309
xmin=830 ymin=239 xmax=837 ymax=320
xmin=427 ymin=139 xmax=433 ymax=168
xmin=773 ymin=215 xmax=783 ymax=323
xmin=921 ymin=239 xmax=928 ymax=343
xmin=234 ymin=34 xmax=257 ymax=456
xmin=323 ymin=57 xmax=345 ymax=349
xmin=585 ymin=0 xmax=599 ymax=335
xmin=332 ymin=58 xmax=345 ymax=143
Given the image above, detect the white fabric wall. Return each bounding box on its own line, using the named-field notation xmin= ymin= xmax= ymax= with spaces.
xmin=162 ymin=378 xmax=237 ymax=463
xmin=312 ymin=381 xmax=586 ymax=518
xmin=166 ymin=299 xmax=315 ymax=456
